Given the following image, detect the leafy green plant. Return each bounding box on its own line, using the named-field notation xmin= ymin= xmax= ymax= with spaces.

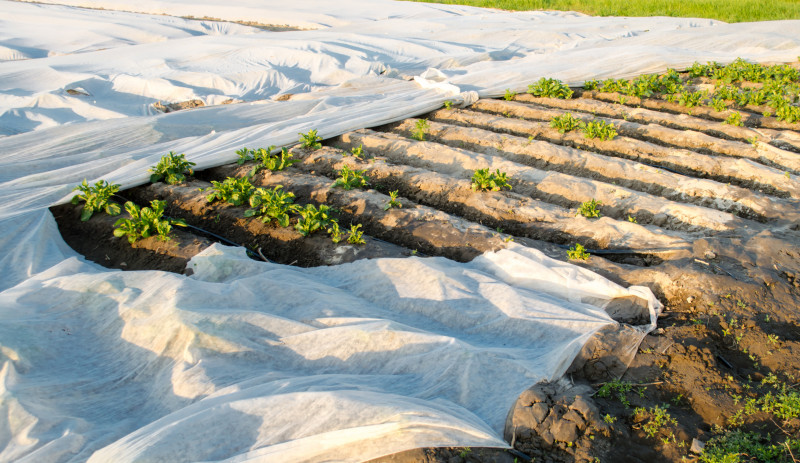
xmin=71 ymin=179 xmax=121 ymax=221
xmin=346 ymin=224 xmax=366 ymax=245
xmin=349 ymin=144 xmax=364 ymax=159
xmin=113 ymin=200 xmax=185 ymax=244
xmin=725 ymin=111 xmax=743 ymax=126
xmin=584 ymin=79 xmax=599 ymax=90
xmin=699 ymin=431 xmax=794 ymax=463
xmin=412 ymin=119 xmax=429 ymax=141
xmin=578 ymin=198 xmax=602 ymax=218
xmin=628 ymin=215 xmax=638 ymax=223
xmin=711 ymin=97 xmax=729 ymax=112
xmin=333 ymin=165 xmax=369 ymax=190
xmin=567 ymin=243 xmax=590 ymax=261
xmin=527 ymin=77 xmax=573 ymax=99
xmin=443 ymin=100 xmax=453 ymax=109
xmin=678 ymin=90 xmax=706 ymax=108
xmin=299 ymin=129 xmax=323 ymax=150
xmin=149 ymin=151 xmax=196 ymax=185
xmin=549 ymin=113 xmax=582 ymax=133
xmin=237 ymin=146 xmax=299 ymax=176
xmin=471 ymin=168 xmax=512 ymax=191
xmin=582 ymin=120 xmax=618 ymax=140
xmin=384 ymin=190 xmax=402 ymax=210
xmin=504 ymin=89 xmax=517 ymax=101
xmin=295 ymin=204 xmax=340 ymax=242
xmin=634 ymin=404 xmax=678 ymax=439
xmin=244 ymin=185 xmax=299 ymax=227
xmin=204 ymin=176 xmax=254 ymax=206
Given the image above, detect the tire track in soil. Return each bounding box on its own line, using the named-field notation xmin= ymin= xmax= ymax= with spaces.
xmin=53 ymin=76 xmax=800 ymax=463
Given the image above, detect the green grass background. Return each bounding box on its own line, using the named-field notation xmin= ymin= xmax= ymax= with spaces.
xmin=403 ymin=0 xmax=800 ymax=23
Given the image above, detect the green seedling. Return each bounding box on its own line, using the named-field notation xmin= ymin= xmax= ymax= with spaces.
xmin=724 ymin=111 xmax=743 ymax=126
xmin=628 ymin=215 xmax=638 ymax=223
xmin=527 ymin=77 xmax=573 ymax=99
xmin=677 ymin=90 xmax=706 ymax=108
xmin=113 ymin=200 xmax=185 ymax=244
xmin=711 ymin=97 xmax=728 ymax=112
xmin=582 ymin=120 xmax=618 ymax=141
xmin=634 ymin=404 xmax=678 ymax=442
xmin=549 ymin=112 xmax=582 ymax=133
xmin=412 ymin=119 xmax=429 ymax=141
xmin=443 ymin=100 xmax=453 ymax=109
xmin=333 ymin=165 xmax=369 ymax=190
xmin=567 ymin=243 xmax=590 ymax=261
xmin=504 ymin=89 xmax=517 ymax=101
xmin=349 ymin=144 xmax=364 ymax=159
xmin=149 ymin=151 xmax=196 ymax=185
xmin=299 ymin=129 xmax=323 ymax=150
xmin=71 ymin=179 xmax=121 ymax=221
xmin=204 ymin=176 xmax=253 ymax=206
xmin=295 ymin=203 xmax=340 ymax=242
xmin=346 ymin=223 xmax=366 ymax=245
xmin=244 ymin=185 xmax=299 ymax=227
xmin=471 ymin=168 xmax=512 ymax=192
xmin=384 ymin=190 xmax=402 ymax=210
xmin=237 ymin=146 xmax=299 ymax=176
xmin=584 ymin=79 xmax=599 ymax=90
xmin=578 ymin=198 xmax=602 ymax=218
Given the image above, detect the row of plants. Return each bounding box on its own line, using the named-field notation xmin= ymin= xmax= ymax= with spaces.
xmin=549 ymin=113 xmax=619 ymax=140
xmin=70 ymin=129 xmax=373 ymax=246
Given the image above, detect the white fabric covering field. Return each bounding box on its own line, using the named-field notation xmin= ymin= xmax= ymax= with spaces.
xmin=1 ymin=1 xmax=799 ymax=461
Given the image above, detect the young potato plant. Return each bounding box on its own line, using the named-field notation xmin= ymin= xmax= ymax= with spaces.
xmin=204 ymin=176 xmax=254 ymax=206
xmin=244 ymin=185 xmax=299 ymax=227
xmin=346 ymin=224 xmax=366 ymax=245
xmin=299 ymin=129 xmax=323 ymax=150
xmin=471 ymin=168 xmax=512 ymax=192
xmin=724 ymin=111 xmax=743 ymax=127
xmin=149 ymin=151 xmax=196 ymax=185
xmin=582 ymin=120 xmax=618 ymax=141
xmin=503 ymin=89 xmax=517 ymax=101
xmin=113 ymin=200 xmax=186 ymax=244
xmin=71 ymin=179 xmax=121 ymax=221
xmin=348 ymin=144 xmax=364 ymax=159
xmin=412 ymin=119 xmax=429 ymax=141
xmin=239 ymin=146 xmax=299 ymax=177
xmin=384 ymin=190 xmax=402 ymax=210
xmin=567 ymin=243 xmax=590 ymax=261
xmin=295 ymin=204 xmax=341 ymax=242
xmin=333 ymin=165 xmax=369 ymax=190
xmin=549 ymin=113 xmax=582 ymax=133
xmin=578 ymin=198 xmax=602 ymax=218
xmin=527 ymin=77 xmax=573 ymax=99
xmin=677 ymin=90 xmax=706 ymax=108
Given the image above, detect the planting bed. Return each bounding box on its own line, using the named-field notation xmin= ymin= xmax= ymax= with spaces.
xmin=53 ymin=61 xmax=800 ymax=462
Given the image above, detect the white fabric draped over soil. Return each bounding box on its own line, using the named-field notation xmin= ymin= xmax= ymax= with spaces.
xmin=1 ymin=0 xmax=799 ymax=461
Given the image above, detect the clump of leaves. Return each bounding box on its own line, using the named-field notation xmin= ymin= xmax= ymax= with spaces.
xmin=412 ymin=119 xmax=429 ymax=141
xmin=567 ymin=243 xmax=590 ymax=261
xmin=346 ymin=224 xmax=366 ymax=245
xmin=471 ymin=168 xmax=512 ymax=192
xmin=333 ymin=165 xmax=369 ymax=190
xmin=711 ymin=97 xmax=729 ymax=112
xmin=237 ymin=146 xmax=299 ymax=176
xmin=677 ymin=90 xmax=706 ymax=108
xmin=149 ymin=151 xmax=196 ymax=185
xmin=503 ymin=89 xmax=517 ymax=101
xmin=443 ymin=100 xmax=453 ymax=109
xmin=578 ymin=198 xmax=602 ymax=218
xmin=204 ymin=176 xmax=254 ymax=206
xmin=549 ymin=113 xmax=582 ymax=133
xmin=699 ymin=431 xmax=795 ymax=463
xmin=349 ymin=144 xmax=364 ymax=159
xmin=584 ymin=79 xmax=599 ymax=90
xmin=384 ymin=190 xmax=402 ymax=210
xmin=724 ymin=111 xmax=743 ymax=127
xmin=71 ymin=179 xmax=121 ymax=221
xmin=634 ymin=404 xmax=678 ymax=439
xmin=295 ymin=204 xmax=341 ymax=242
xmin=244 ymin=185 xmax=300 ymax=227
xmin=299 ymin=129 xmax=322 ymax=150
xmin=582 ymin=120 xmax=618 ymax=141
xmin=113 ymin=200 xmax=185 ymax=244
xmin=527 ymin=77 xmax=573 ymax=99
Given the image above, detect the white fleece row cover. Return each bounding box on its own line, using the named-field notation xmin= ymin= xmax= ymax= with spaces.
xmin=1 ymin=1 xmax=798 ymax=461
